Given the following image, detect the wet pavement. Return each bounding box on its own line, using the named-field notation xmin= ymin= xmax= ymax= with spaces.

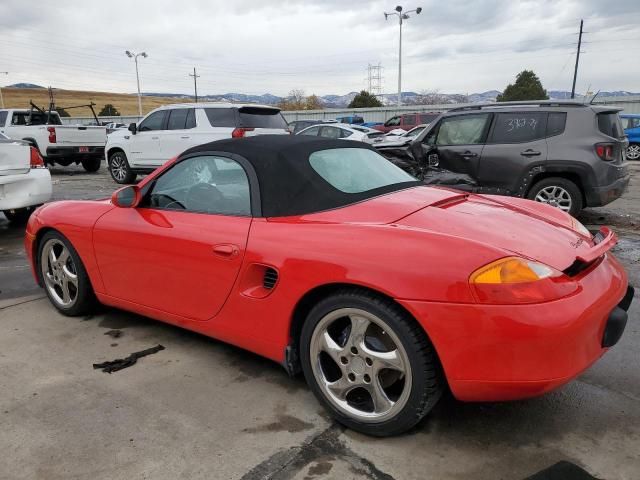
xmin=0 ymin=161 xmax=638 ymax=479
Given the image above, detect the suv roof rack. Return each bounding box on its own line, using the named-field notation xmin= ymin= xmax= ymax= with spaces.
xmin=448 ymin=100 xmax=588 ymax=112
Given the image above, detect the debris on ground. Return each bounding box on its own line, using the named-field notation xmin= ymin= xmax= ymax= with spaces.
xmin=93 ymin=345 xmax=165 ymax=373
xmin=104 ymin=329 xmax=123 ymax=338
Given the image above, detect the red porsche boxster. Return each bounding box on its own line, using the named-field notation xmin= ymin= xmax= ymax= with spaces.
xmin=25 ymin=136 xmax=633 ymax=436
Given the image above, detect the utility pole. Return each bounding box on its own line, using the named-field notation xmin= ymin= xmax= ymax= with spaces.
xmin=189 ymin=67 xmax=200 ymax=103
xmin=571 ymin=19 xmax=583 ymax=99
xmin=0 ymin=72 xmax=8 ymax=108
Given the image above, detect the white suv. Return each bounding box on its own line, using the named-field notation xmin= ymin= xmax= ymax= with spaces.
xmin=105 ymin=103 xmax=289 ymax=183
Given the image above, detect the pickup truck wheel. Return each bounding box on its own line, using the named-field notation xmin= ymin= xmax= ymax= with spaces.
xmin=81 ymin=157 xmax=102 ymax=173
xmin=627 ymin=144 xmax=640 ymax=160
xmin=108 ymin=151 xmax=136 ymax=184
xmin=527 ymin=177 xmax=583 ymax=217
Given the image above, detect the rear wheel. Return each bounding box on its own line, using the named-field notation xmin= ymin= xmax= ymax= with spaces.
xmin=108 ymin=151 xmax=136 ymax=184
xmin=38 ymin=231 xmax=97 ymax=316
xmin=81 ymin=157 xmax=101 ymax=172
xmin=527 ymin=177 xmax=583 ymax=216
xmin=300 ymin=289 xmax=443 ymax=437
xmin=627 ymin=143 xmax=640 ymax=161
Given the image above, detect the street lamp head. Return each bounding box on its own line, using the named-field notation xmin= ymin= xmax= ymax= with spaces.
xmin=141 ymin=52 xmax=148 ymax=58
xmin=384 ymin=13 xmax=388 ymax=19
xmin=416 ymin=7 xmax=422 ymax=14
xmin=395 ymin=5 xmax=402 ymax=12
xmin=125 ymin=50 xmax=133 ymax=58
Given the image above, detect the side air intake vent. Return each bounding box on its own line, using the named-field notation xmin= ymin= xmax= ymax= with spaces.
xmin=263 ymin=268 xmax=278 ymax=290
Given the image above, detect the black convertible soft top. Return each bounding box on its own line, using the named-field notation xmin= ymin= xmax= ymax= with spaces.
xmin=180 ymin=135 xmax=421 ymax=217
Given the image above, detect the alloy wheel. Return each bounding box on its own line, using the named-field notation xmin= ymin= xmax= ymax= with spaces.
xmin=627 ymin=144 xmax=640 ymax=160
xmin=110 ymin=153 xmax=128 ymax=182
xmin=309 ymin=308 xmax=412 ymax=423
xmin=534 ymin=185 xmax=572 ymax=212
xmin=40 ymin=238 xmax=79 ymax=308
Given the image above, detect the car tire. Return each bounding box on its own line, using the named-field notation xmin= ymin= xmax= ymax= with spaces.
xmin=300 ymin=289 xmax=443 ymax=437
xmin=81 ymin=157 xmax=102 ymax=173
xmin=527 ymin=177 xmax=583 ymax=217
xmin=627 ymin=143 xmax=640 ymax=161
xmin=108 ymin=151 xmax=136 ymax=184
xmin=38 ymin=231 xmax=97 ymax=316
xmin=2 ymin=207 xmax=35 ymax=225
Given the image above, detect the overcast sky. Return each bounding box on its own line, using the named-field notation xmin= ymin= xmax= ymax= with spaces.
xmin=1 ymin=0 xmax=639 ymax=97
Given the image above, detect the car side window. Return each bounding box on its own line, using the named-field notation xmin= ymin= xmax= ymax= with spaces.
xmin=320 ymin=126 xmax=341 ymax=139
xmin=299 ymin=126 xmax=320 ymax=136
xmin=403 ymin=115 xmax=416 ymax=127
xmin=385 ymin=116 xmax=400 ymax=127
xmin=138 ymin=111 xmax=167 ymax=132
xmin=546 ymin=112 xmax=567 ymax=137
xmin=0 ymin=111 xmax=7 ymax=126
xmin=339 ymin=128 xmax=353 ymax=138
xmin=145 ymin=156 xmax=251 ymax=216
xmin=167 ymin=109 xmax=193 ymax=130
xmin=185 ymin=108 xmax=196 ymax=129
xmin=436 ymin=114 xmax=490 ymax=146
xmin=489 ymin=112 xmax=547 ymax=143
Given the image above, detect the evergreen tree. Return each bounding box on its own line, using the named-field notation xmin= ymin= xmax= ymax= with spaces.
xmin=497 ymin=70 xmax=548 ymax=102
xmin=99 ymin=104 xmax=121 ymax=116
xmin=348 ymin=90 xmax=383 ymax=108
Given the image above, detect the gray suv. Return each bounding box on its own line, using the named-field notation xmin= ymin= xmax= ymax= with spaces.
xmin=377 ymin=101 xmax=630 ymax=216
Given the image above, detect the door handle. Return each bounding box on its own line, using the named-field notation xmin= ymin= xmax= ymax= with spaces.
xmin=180 ymin=136 xmax=190 ymax=139
xmin=151 ymin=136 xmax=159 ymax=140
xmin=461 ymin=151 xmax=478 ymax=158
xmin=213 ymin=244 xmax=239 ymax=258
xmin=521 ymin=149 xmax=541 ymax=157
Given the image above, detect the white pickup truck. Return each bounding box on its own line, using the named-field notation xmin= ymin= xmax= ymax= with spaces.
xmin=0 ymin=109 xmax=107 ymax=172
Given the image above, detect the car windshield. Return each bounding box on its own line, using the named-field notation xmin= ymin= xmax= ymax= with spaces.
xmin=309 ymin=147 xmax=416 ymax=193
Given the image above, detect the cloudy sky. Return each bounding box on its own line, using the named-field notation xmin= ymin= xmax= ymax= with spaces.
xmin=1 ymin=0 xmax=639 ymax=97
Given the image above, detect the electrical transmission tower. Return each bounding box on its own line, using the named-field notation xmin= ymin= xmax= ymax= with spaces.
xmin=367 ymin=63 xmax=383 ymax=98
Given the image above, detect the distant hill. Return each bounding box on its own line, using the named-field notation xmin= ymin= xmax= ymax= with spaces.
xmin=8 ymin=83 xmax=45 ymax=89
xmin=2 ymin=85 xmax=638 ymax=115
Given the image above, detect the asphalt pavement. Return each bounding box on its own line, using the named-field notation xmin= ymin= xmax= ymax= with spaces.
xmin=0 ymin=161 xmax=638 ymax=479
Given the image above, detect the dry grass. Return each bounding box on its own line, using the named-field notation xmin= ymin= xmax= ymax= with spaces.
xmin=0 ymin=87 xmax=191 ymax=117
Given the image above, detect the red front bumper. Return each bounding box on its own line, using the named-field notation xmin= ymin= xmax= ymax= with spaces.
xmin=399 ymin=252 xmax=630 ymax=402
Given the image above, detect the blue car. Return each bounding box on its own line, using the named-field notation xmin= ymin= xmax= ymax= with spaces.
xmin=621 ymin=114 xmax=640 ymax=160
xmin=335 ymin=115 xmax=364 ymax=125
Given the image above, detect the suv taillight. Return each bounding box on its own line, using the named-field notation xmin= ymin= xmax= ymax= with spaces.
xmin=30 ymin=147 xmax=46 ymax=169
xmin=47 ymin=127 xmax=57 ymax=144
xmin=595 ymin=143 xmax=615 ymax=161
xmin=231 ymin=127 xmax=255 ymax=138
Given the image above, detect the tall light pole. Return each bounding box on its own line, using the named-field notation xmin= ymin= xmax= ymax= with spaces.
xmin=0 ymin=72 xmax=8 ymax=109
xmin=385 ymin=5 xmax=421 ymax=107
xmin=125 ymin=50 xmax=148 ymax=117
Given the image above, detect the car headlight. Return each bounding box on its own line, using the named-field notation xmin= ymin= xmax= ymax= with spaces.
xmin=469 ymin=257 xmax=578 ymax=304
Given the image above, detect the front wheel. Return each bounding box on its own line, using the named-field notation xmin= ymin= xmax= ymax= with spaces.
xmin=527 ymin=177 xmax=583 ymax=217
xmin=300 ymin=290 xmax=443 ymax=437
xmin=627 ymin=143 xmax=640 ymax=161
xmin=108 ymin=151 xmax=136 ymax=184
xmin=81 ymin=157 xmax=102 ymax=172
xmin=38 ymin=231 xmax=97 ymax=316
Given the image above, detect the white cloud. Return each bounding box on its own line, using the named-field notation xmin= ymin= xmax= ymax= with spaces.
xmin=1 ymin=0 xmax=639 ymax=96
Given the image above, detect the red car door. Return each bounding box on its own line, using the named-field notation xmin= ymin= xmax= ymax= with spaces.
xmin=93 ymin=155 xmax=253 ymax=321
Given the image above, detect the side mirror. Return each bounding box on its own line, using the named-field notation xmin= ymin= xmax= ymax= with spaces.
xmin=128 ymin=122 xmax=137 ymax=134
xmin=111 ymin=185 xmax=140 ymax=208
